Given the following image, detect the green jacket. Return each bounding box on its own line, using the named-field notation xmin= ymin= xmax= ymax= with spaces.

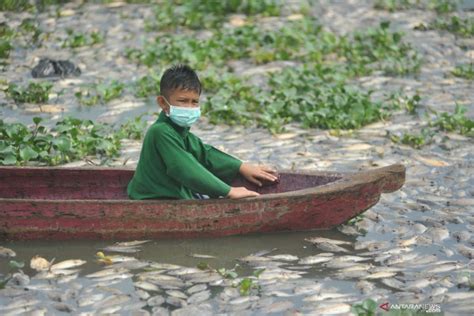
xmin=127 ymin=112 xmax=242 ymax=199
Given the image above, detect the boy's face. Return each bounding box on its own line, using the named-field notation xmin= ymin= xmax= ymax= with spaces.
xmin=157 ymin=89 xmax=200 ymax=115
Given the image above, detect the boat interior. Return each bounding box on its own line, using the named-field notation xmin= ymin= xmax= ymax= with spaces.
xmin=0 ymin=168 xmax=342 ymax=200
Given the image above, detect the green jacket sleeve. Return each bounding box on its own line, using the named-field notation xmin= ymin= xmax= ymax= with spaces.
xmin=187 ymin=133 xmax=242 ymax=184
xmin=155 ymin=128 xmax=232 ymax=197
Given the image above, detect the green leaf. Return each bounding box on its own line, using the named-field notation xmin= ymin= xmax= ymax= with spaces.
xmin=33 ymin=117 xmax=42 ymax=125
xmin=9 ymin=260 xmax=25 ymax=269
xmin=1 ymin=154 xmax=17 ymax=165
xmin=19 ymin=146 xmax=38 ymax=162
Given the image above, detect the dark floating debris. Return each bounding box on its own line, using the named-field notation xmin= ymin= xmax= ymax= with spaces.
xmin=31 ymin=58 xmax=81 ymax=78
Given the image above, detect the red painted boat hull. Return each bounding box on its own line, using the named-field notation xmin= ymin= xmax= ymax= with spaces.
xmin=0 ymin=164 xmax=405 ymax=240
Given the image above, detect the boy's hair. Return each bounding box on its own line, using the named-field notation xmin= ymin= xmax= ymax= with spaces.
xmin=160 ymin=64 xmax=202 ymax=98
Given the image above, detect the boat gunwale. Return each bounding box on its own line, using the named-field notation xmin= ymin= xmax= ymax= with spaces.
xmin=0 ymin=164 xmax=405 ymax=204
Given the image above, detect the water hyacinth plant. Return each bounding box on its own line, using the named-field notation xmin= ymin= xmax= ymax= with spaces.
xmin=62 ymin=29 xmax=104 ymax=48
xmin=5 ymin=81 xmax=53 ymax=104
xmin=0 ymin=117 xmax=122 ymax=166
xmin=145 ymin=0 xmax=283 ymax=31
xmin=75 ymin=80 xmax=125 ymax=106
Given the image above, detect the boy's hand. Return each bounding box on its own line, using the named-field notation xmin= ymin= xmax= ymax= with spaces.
xmin=239 ymin=163 xmax=278 ymax=187
xmin=227 ymin=187 xmax=260 ymax=199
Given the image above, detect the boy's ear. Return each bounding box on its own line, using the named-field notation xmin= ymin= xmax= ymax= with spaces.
xmin=157 ymin=96 xmax=169 ymax=114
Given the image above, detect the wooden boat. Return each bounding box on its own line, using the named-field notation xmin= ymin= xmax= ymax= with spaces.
xmin=0 ymin=164 xmax=405 ymax=240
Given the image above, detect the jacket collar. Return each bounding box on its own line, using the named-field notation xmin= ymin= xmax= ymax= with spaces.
xmin=157 ymin=111 xmax=190 ymax=137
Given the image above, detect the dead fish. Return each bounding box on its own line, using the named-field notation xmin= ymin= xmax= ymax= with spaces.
xmin=426 ymin=227 xmax=449 ymax=242
xmin=267 ymin=254 xmax=299 ymax=261
xmin=0 ymin=246 xmax=16 ymax=258
xmin=149 ymin=262 xmax=183 ymax=270
xmin=298 ymin=254 xmax=333 ymax=265
xmin=114 ymin=240 xmax=150 ymax=247
xmin=398 ymin=236 xmax=419 ymax=247
xmin=30 ymin=256 xmax=52 ymax=272
xmin=304 ymin=237 xmax=352 ymax=245
xmin=147 ymin=295 xmax=165 ymax=307
xmin=354 ymin=240 xmax=390 ymax=251
xmin=303 ymin=292 xmax=352 ymax=302
xmin=355 ymin=280 xmax=374 ymax=294
xmin=100 ymin=246 xmax=141 ymax=253
xmin=93 ymin=294 xmax=131 ymax=308
xmin=338 ymin=264 xmax=372 ymax=273
xmin=166 ymin=296 xmax=187 ymax=308
xmin=188 ymin=253 xmax=216 ymax=259
xmin=186 ymin=284 xmax=207 ymax=295
xmin=187 ymin=289 xmax=211 ymax=304
xmin=314 ymin=242 xmax=350 ymax=253
xmin=77 ymin=293 xmax=105 ymax=307
xmin=166 ymin=290 xmax=188 ymax=300
xmin=385 ymin=252 xmax=419 ymax=266
xmin=262 ymin=300 xmax=294 ymax=314
xmin=92 ymin=272 xmax=133 ymax=283
xmin=457 ymin=244 xmax=474 ymax=259
xmin=315 ymin=303 xmax=351 ymax=314
xmin=238 ymin=255 xmax=272 ymax=263
xmin=426 ymin=262 xmax=464 ymax=274
xmin=445 ymin=292 xmax=474 ymax=301
xmin=381 ymin=278 xmax=405 ymax=291
xmin=405 ymin=277 xmax=439 ymax=290
xmin=50 ymin=259 xmax=86 ymax=270
xmin=293 ymin=283 xmax=322 ymax=295
xmin=86 ymin=267 xmax=129 ymax=278
xmin=337 ymin=255 xmax=371 ymax=262
xmin=250 ymin=248 xmax=278 ymax=257
xmin=134 ymin=281 xmax=161 ymax=292
xmin=0 ymin=298 xmax=40 ymax=311
xmin=363 ymin=271 xmax=397 ymax=280
xmin=338 ymin=225 xmax=363 ymax=236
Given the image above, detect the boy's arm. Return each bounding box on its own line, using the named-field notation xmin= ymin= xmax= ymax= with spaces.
xmin=189 ymin=135 xmax=242 ymax=184
xmin=157 ymin=129 xmax=233 ymax=197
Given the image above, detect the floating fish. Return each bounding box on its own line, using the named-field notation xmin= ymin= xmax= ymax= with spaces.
xmin=314 ymin=242 xmax=350 ymax=253
xmin=114 ymin=240 xmax=151 ymax=247
xmin=188 ymin=253 xmax=216 ymax=259
xmin=50 ymin=259 xmax=86 ymax=270
xmin=30 ymin=256 xmax=52 ymax=272
xmin=304 ymin=237 xmax=352 ymax=245
xmin=0 ymin=247 xmax=16 ymax=258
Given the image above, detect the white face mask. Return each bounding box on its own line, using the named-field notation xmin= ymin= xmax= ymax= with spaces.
xmin=164 ymin=97 xmax=201 ymax=127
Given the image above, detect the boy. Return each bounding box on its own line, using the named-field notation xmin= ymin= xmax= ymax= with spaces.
xmin=127 ymin=64 xmax=278 ymax=200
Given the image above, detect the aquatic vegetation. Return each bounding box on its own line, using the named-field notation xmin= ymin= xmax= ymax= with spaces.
xmin=430 ymin=15 xmax=474 ymax=37
xmin=351 ymin=298 xmax=377 ymax=316
xmin=0 ymin=23 xmax=15 ymax=60
xmin=451 ymin=63 xmax=474 ymax=80
xmin=374 ymin=0 xmax=458 ymax=13
xmin=389 ymin=129 xmax=434 ymax=149
xmin=5 ymin=81 xmax=53 ymax=103
xmin=75 ymin=80 xmax=124 ymax=106
xmin=0 ymin=0 xmax=30 ymax=11
xmin=62 ymin=29 xmax=104 ymax=48
xmin=341 ymin=21 xmax=422 ymax=75
xmin=0 ymin=117 xmax=123 ymax=166
xmin=129 ymin=18 xmax=420 ymax=76
xmin=203 ymin=65 xmax=391 ymax=134
xmin=145 ymin=0 xmax=283 ymax=31
xmin=134 ymin=73 xmax=161 ymax=98
xmin=388 ymin=92 xmax=422 ymax=114
xmin=431 ymin=104 xmax=474 ymax=136
xmin=116 ymin=114 xmax=148 ymax=140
